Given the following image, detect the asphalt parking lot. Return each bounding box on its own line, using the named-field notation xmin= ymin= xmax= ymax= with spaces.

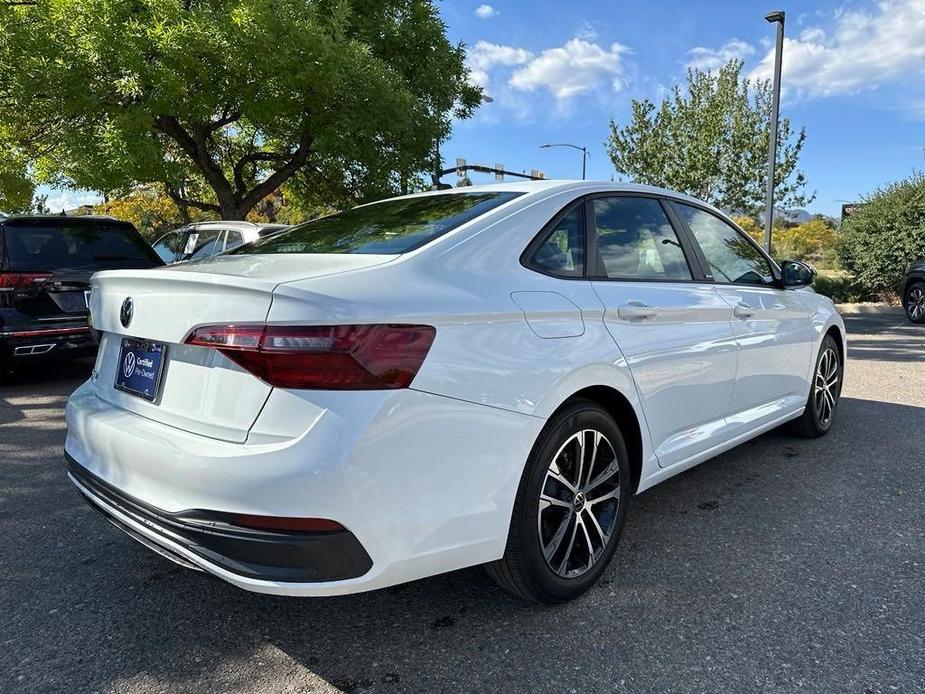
xmin=1 ymin=313 xmax=923 ymax=694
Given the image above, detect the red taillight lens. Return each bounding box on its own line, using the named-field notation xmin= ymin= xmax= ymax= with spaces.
xmin=0 ymin=272 xmax=52 ymax=290
xmin=185 ymin=323 xmax=436 ymax=390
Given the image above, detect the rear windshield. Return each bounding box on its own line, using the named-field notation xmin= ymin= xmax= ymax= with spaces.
xmin=233 ymin=191 xmax=523 ymax=255
xmin=2 ymin=220 xmax=161 ymax=271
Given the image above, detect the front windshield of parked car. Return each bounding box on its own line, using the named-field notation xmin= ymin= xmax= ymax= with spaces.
xmin=232 ymin=191 xmax=523 ymax=255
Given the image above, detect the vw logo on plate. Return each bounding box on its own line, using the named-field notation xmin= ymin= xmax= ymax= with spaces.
xmin=120 ymin=297 xmax=134 ymax=328
xmin=122 ymin=351 xmax=136 ymax=379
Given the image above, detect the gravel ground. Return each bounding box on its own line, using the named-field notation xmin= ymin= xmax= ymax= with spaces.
xmin=1 ymin=313 xmax=923 ymax=694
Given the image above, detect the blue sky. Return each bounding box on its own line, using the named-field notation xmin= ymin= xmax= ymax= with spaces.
xmin=439 ymin=0 xmax=925 ymax=216
xmin=42 ymin=0 xmax=925 ymax=218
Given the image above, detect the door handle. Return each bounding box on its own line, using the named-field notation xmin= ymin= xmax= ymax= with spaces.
xmin=733 ymin=302 xmax=754 ymax=318
xmin=618 ymin=301 xmax=657 ymax=320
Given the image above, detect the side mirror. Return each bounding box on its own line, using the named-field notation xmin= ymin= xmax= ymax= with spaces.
xmin=781 ymin=260 xmax=815 ymax=288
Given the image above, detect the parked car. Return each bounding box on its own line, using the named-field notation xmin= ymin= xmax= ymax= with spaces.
xmin=65 ymin=181 xmax=845 ymax=604
xmin=902 ymin=260 xmax=925 ymax=323
xmin=1 ymin=215 xmax=162 ymax=368
xmin=151 ymin=220 xmax=289 ymax=264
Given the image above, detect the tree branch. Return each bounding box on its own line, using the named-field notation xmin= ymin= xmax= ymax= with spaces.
xmin=164 ymin=185 xmax=220 ymax=214
xmin=232 ymin=150 xmax=288 ymax=194
xmin=238 ymin=133 xmax=313 ymax=213
xmin=153 ymin=115 xmax=236 ymax=212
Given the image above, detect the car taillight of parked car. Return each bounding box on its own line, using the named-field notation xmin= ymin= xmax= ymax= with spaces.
xmin=0 ymin=272 xmax=52 ymax=291
xmin=184 ymin=323 xmax=436 ymax=390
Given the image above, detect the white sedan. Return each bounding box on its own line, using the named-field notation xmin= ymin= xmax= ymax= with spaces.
xmin=65 ymin=181 xmax=845 ymax=603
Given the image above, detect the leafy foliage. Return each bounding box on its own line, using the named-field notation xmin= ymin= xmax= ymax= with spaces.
xmin=0 ymin=0 xmax=480 ymax=219
xmin=837 ymin=172 xmax=925 ymax=297
xmin=607 ymin=60 xmax=813 ymax=216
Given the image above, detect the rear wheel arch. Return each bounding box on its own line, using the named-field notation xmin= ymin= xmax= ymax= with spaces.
xmin=554 ymin=385 xmax=643 ymax=494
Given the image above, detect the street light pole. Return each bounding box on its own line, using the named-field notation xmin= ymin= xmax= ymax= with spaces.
xmin=763 ymin=10 xmax=785 ymax=254
xmin=540 ymin=143 xmax=588 ymax=180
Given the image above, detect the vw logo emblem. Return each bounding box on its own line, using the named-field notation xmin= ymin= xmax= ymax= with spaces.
xmin=120 ymin=297 xmax=134 ymax=328
xmin=122 ymin=351 xmax=136 ymax=379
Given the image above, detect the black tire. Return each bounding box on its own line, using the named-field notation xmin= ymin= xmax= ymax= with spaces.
xmin=486 ymin=399 xmax=630 ymax=604
xmin=904 ymin=280 xmax=925 ymax=323
xmin=790 ymin=334 xmax=842 ymax=438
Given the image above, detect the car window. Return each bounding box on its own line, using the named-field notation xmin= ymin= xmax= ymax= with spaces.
xmin=187 ymin=229 xmax=224 ymax=260
xmin=592 ymin=197 xmax=691 ymax=280
xmin=234 ymin=191 xmax=523 ymax=255
xmin=152 ymin=230 xmax=185 ymax=263
xmin=223 ymin=230 xmax=244 ymax=252
xmin=674 ymin=204 xmax=774 ymax=286
xmin=526 ymin=205 xmax=584 ymax=277
xmin=3 ymin=221 xmax=160 ymax=271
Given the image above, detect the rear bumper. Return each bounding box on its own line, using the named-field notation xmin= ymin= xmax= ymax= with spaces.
xmin=67 ymin=455 xmax=373 ymax=583
xmin=0 ymin=322 xmax=95 ymax=361
xmin=65 ymin=379 xmax=543 ymax=596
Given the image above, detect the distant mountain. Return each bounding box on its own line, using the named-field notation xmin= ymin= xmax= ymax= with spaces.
xmin=777 ymin=207 xmax=812 ymax=224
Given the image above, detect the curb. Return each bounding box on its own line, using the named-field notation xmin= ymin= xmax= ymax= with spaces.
xmin=835 ymin=303 xmax=905 ymax=316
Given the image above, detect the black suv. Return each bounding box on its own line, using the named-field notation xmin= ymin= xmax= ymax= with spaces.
xmin=1 ymin=215 xmax=162 ymax=367
xmin=903 ymin=260 xmax=925 ymax=323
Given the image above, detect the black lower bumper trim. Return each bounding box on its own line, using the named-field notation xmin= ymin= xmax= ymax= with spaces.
xmin=67 ymin=455 xmax=373 ymax=583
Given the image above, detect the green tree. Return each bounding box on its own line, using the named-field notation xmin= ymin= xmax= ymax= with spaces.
xmin=0 ymin=0 xmax=480 ymax=219
xmin=838 ymin=172 xmax=925 ymax=297
xmin=607 ymin=60 xmax=812 ymax=216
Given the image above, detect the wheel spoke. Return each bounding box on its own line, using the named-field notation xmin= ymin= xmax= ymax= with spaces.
xmin=542 ymin=510 xmax=574 ymax=561
xmin=547 ymin=463 xmax=577 ymax=494
xmin=583 ymin=431 xmax=601 ymax=489
xmin=557 ymin=514 xmax=581 ymax=574
xmin=587 ymin=485 xmax=620 ymax=507
xmin=583 ymin=507 xmax=610 ymax=547
xmin=585 ymin=461 xmax=619 ymax=493
xmin=579 ymin=517 xmax=596 ymax=571
xmin=540 ymin=493 xmax=571 ymax=510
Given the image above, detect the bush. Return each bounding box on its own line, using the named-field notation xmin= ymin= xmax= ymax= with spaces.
xmin=812 ymin=269 xmax=870 ymax=304
xmin=837 ymin=172 xmax=925 ymax=297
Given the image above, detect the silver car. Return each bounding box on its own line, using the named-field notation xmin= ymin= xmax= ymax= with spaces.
xmin=151 ymin=221 xmax=288 ymax=264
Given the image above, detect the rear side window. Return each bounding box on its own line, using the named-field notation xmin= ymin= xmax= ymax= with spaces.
xmin=592 ymin=197 xmax=692 ymax=280
xmin=2 ymin=220 xmax=160 ymax=271
xmin=525 ymin=205 xmax=585 ymax=278
xmin=234 ymin=192 xmax=523 ymax=255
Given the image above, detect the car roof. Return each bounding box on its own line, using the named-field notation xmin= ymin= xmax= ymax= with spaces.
xmin=1 ymin=214 xmax=130 ymax=226
xmin=187 ymin=220 xmax=286 ymax=231
xmin=380 ymin=179 xmax=723 ymax=213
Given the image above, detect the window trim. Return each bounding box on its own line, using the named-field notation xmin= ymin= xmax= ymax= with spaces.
xmin=668 ymin=199 xmax=783 ymax=288
xmin=519 ymin=198 xmax=588 ymax=280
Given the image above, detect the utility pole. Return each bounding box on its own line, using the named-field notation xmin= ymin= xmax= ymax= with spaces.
xmin=763 ymin=10 xmax=785 ymax=254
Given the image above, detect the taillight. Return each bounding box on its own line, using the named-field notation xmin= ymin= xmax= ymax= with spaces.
xmin=0 ymin=272 xmax=52 ymax=291
xmin=185 ymin=324 xmax=436 ymax=390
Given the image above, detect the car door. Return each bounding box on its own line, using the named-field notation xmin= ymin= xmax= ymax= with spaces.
xmin=671 ymin=202 xmax=816 ymax=432
xmin=589 ymin=195 xmax=738 ymax=468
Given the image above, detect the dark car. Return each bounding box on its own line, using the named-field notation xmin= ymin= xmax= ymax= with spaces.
xmin=903 ymin=260 xmax=925 ymax=323
xmin=0 ymin=215 xmax=163 ymax=367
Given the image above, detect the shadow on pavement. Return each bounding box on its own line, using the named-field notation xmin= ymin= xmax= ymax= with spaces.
xmin=3 ymin=396 xmax=924 ymax=693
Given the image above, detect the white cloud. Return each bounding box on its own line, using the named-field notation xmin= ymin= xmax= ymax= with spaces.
xmin=466 ymin=40 xmax=532 ymax=88
xmin=474 ymin=4 xmax=497 ymax=19
xmin=510 ymin=38 xmax=629 ymax=100
xmin=749 ymin=0 xmax=925 ymax=98
xmin=684 ymin=38 xmax=754 ymax=72
xmin=40 ymin=190 xmax=102 ymax=214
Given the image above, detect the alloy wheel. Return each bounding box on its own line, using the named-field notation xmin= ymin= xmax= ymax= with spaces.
xmin=813 ymin=347 xmax=840 ymax=426
xmin=537 ymin=429 xmax=621 ymax=579
xmin=907 ymin=287 xmax=925 ymax=321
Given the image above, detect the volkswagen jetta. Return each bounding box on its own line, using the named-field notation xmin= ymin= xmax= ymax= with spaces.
xmin=65 ymin=181 xmax=845 ymax=603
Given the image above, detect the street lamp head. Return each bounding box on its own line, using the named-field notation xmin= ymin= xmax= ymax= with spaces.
xmin=765 ymin=10 xmax=785 ymax=23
